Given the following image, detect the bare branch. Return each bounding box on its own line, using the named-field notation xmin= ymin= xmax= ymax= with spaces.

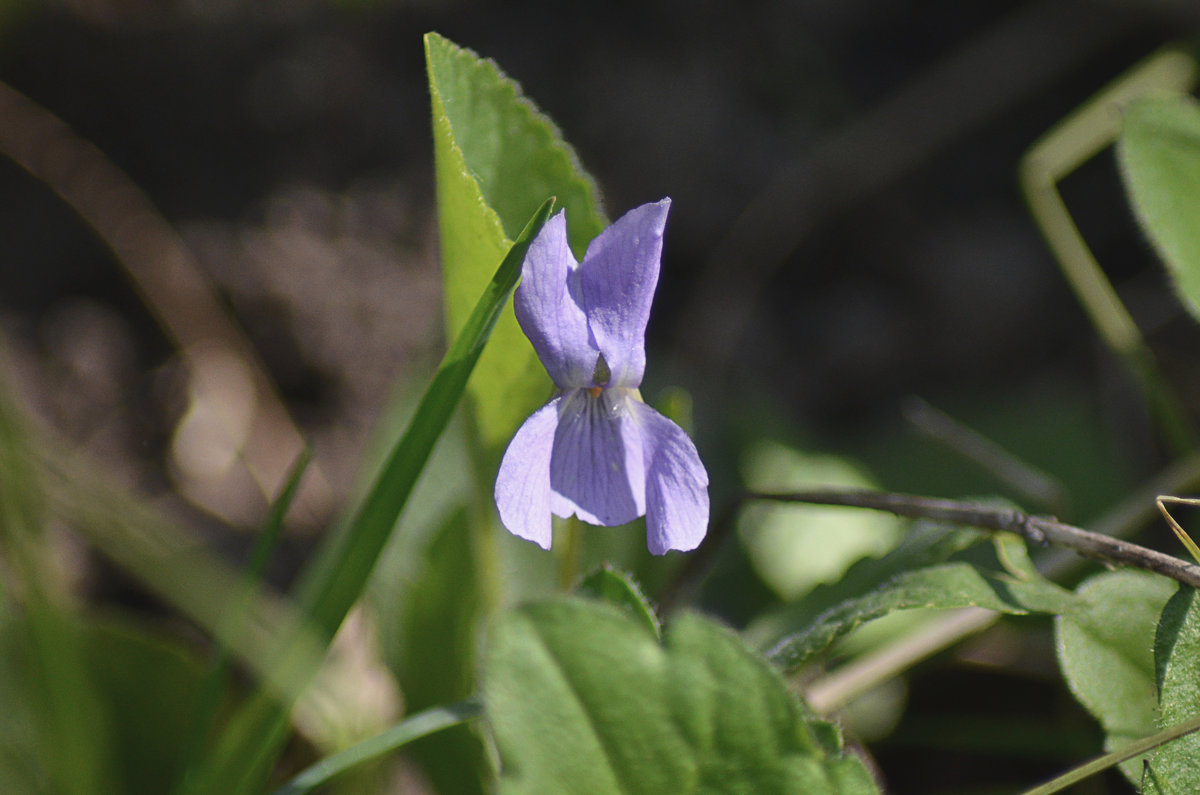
xmin=747 ymin=489 xmax=1200 ymax=589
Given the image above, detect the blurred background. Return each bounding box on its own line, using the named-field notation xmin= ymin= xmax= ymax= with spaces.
xmin=3 ymin=0 xmax=1200 ymax=791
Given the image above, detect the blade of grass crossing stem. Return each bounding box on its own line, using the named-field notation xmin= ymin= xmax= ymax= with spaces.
xmin=1020 ymin=712 xmax=1200 ymax=795
xmin=186 ymin=198 xmax=555 ymax=795
xmin=272 ymin=700 xmax=483 ymax=795
xmin=174 ymin=449 xmax=313 ymax=795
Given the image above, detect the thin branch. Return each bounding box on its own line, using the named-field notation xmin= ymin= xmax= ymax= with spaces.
xmin=746 ymin=489 xmax=1200 ymax=588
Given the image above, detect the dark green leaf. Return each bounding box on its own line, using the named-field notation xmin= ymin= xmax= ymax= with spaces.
xmin=769 ymin=561 xmax=1077 ymax=672
xmin=746 ymin=521 xmax=986 ymax=650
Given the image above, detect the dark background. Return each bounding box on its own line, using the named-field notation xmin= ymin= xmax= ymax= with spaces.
xmin=2 ymin=1 xmax=1199 ymax=792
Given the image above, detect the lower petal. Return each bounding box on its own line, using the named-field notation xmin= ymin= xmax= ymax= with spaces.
xmin=495 ymin=399 xmax=561 ymax=549
xmin=631 ymin=401 xmax=710 ymax=554
xmin=550 ymin=390 xmax=645 ymax=526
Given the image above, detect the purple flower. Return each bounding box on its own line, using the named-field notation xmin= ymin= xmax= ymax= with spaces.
xmin=494 ymin=199 xmax=709 ymax=555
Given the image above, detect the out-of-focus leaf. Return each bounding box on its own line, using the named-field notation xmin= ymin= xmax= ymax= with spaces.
xmin=425 ymin=31 xmax=607 ymax=460
xmin=770 ymin=561 xmax=1077 ymax=672
xmin=739 ymin=442 xmax=904 ymax=602
xmin=1056 ymin=570 xmax=1174 ymax=784
xmin=1145 ymin=586 xmax=1200 ymax=789
xmin=485 ymin=599 xmax=878 ymax=794
xmin=1118 ymin=96 xmax=1200 ymax=320
xmin=576 ymin=566 xmax=660 ymax=639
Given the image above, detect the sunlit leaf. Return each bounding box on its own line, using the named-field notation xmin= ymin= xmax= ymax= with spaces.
xmin=1118 ymin=96 xmax=1200 ymax=320
xmin=1056 ymin=570 xmax=1174 ymax=784
xmin=1145 ymin=585 xmax=1200 ymax=789
xmin=425 ymin=31 xmax=607 ymax=460
xmin=485 ymin=599 xmax=878 ymax=794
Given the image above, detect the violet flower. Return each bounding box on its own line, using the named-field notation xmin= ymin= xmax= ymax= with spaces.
xmin=494 ymin=199 xmax=709 ymax=555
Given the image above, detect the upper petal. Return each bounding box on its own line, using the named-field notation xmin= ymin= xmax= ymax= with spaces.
xmin=549 ymin=389 xmax=646 ymax=527
xmin=495 ymin=398 xmax=561 ymax=549
xmin=514 ymin=210 xmax=598 ymax=388
xmin=579 ymin=199 xmax=671 ymax=388
xmin=630 ymin=401 xmax=709 ymax=554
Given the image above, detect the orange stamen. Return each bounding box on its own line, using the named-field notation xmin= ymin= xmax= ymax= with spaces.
xmin=588 ymin=386 xmax=603 ymax=398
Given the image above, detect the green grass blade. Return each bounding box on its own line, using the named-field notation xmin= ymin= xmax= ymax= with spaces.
xmin=271 ymin=700 xmax=483 ymax=795
xmin=186 ymin=197 xmax=555 ymax=795
xmin=1020 ymin=711 xmax=1200 ymax=795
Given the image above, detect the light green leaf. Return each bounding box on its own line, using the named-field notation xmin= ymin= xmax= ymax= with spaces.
xmin=486 ymin=599 xmax=878 ymax=795
xmin=1055 ymin=569 xmax=1175 ymax=784
xmin=1118 ymin=96 xmax=1200 ymax=320
xmin=739 ymin=442 xmax=903 ymax=602
xmin=425 ymin=32 xmax=607 ymax=459
xmin=1146 ymin=586 xmax=1200 ymax=789
xmin=769 ymin=561 xmax=1078 ymax=672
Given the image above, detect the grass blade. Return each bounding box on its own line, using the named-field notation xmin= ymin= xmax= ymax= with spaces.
xmin=185 ymin=197 xmax=555 ymax=795
xmin=271 ymin=700 xmax=483 ymax=795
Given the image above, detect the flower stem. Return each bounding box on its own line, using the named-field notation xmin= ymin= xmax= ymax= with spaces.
xmin=558 ymin=516 xmax=583 ymax=591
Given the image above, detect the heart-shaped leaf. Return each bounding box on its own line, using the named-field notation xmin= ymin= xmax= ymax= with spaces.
xmin=1118 ymin=96 xmax=1200 ymax=321
xmin=1056 ymin=570 xmax=1175 ymax=784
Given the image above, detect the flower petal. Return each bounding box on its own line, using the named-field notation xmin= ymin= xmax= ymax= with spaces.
xmin=549 ymin=389 xmax=645 ymax=526
xmin=579 ymin=199 xmax=670 ymax=388
xmin=631 ymin=401 xmax=709 ymax=554
xmin=495 ymin=398 xmax=561 ymax=549
xmin=514 ymin=210 xmax=597 ymax=389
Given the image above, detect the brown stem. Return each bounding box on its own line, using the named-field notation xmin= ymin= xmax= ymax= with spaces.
xmin=746 ymin=489 xmax=1200 ymax=588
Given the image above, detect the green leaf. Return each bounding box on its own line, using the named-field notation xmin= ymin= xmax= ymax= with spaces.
xmin=576 ymin=565 xmax=661 ymax=639
xmin=1118 ymin=96 xmax=1200 ymax=320
xmin=185 ymin=200 xmax=555 ymax=795
xmin=485 ymin=599 xmax=879 ymax=795
xmin=745 ymin=521 xmax=987 ymax=650
xmin=1146 ymin=586 xmax=1200 ymax=788
xmin=1055 ymin=570 xmax=1175 ymax=784
xmin=425 ymin=31 xmax=607 ymax=459
xmin=739 ymin=442 xmax=904 ymax=602
xmin=769 ymin=560 xmax=1078 ymax=672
